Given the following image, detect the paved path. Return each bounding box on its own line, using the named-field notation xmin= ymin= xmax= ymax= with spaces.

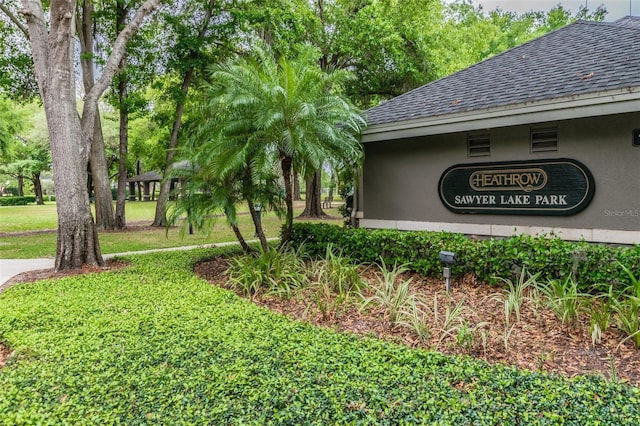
xmin=0 ymin=239 xmax=277 ymax=286
xmin=0 ymin=258 xmax=56 ymax=284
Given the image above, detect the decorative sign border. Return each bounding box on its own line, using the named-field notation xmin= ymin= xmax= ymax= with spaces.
xmin=438 ymin=158 xmax=595 ymax=215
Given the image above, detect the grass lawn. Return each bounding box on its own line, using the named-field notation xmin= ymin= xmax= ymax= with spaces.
xmin=0 ymin=248 xmax=638 ymax=423
xmin=0 ymin=201 xmax=344 ymax=258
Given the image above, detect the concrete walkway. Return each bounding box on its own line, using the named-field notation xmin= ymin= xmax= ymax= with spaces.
xmin=0 ymin=239 xmax=276 ymax=286
xmin=0 ymin=258 xmax=56 ymax=284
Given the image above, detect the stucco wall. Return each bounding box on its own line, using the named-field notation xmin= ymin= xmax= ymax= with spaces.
xmin=360 ymin=112 xmax=640 ymax=242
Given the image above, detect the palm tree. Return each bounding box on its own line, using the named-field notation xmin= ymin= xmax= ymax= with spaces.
xmin=192 ymin=43 xmax=365 ymax=244
xmin=167 ymin=134 xmax=283 ymax=253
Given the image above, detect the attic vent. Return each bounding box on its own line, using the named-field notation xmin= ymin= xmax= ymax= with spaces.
xmin=467 ymin=133 xmax=491 ymax=157
xmin=530 ymin=127 xmax=558 ymax=153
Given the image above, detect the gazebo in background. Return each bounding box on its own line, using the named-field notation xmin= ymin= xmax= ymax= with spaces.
xmin=127 ymin=162 xmax=191 ymax=201
xmin=126 ymin=171 xmax=162 ymax=201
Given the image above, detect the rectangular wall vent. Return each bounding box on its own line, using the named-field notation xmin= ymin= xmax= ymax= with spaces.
xmin=531 ymin=127 xmax=558 ymax=153
xmin=467 ymin=133 xmax=491 ymax=157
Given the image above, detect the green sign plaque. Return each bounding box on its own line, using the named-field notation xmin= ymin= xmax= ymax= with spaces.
xmin=438 ymin=158 xmax=595 ymax=215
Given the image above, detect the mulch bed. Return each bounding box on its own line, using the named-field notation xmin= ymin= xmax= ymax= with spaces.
xmin=196 ymin=257 xmax=640 ymax=387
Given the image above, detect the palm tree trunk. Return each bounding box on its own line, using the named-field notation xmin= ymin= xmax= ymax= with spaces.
xmin=280 ymin=155 xmax=294 ymax=244
xmin=231 ymin=223 xmax=251 ymax=253
xmin=248 ymin=202 xmax=268 ymax=251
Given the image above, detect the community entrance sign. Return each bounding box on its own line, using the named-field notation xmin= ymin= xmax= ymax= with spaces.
xmin=438 ymin=159 xmax=595 ymax=215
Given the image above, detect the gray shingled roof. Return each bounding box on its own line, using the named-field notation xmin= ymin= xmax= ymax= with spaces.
xmin=365 ymin=18 xmax=640 ymax=126
xmin=127 ymin=171 xmax=162 ymax=183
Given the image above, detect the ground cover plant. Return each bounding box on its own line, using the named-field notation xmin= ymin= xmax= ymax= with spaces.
xmin=1 ymin=249 xmax=639 ymax=423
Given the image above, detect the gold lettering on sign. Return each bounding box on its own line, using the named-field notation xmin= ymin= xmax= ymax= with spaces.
xmin=469 ymin=168 xmax=547 ymax=192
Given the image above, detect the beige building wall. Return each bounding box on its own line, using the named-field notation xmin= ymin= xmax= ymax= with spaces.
xmin=360 ymin=112 xmax=640 ymax=243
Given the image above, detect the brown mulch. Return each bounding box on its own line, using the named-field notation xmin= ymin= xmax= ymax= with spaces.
xmin=0 ymin=259 xmax=129 ymax=294
xmin=0 ymin=342 xmax=10 ymax=369
xmin=196 ymin=257 xmax=640 ymax=387
xmin=2 ymin=254 xmax=638 ymax=389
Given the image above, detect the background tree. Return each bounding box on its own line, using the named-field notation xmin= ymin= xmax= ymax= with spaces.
xmin=0 ymin=0 xmax=38 ymax=100
xmin=96 ymin=0 xmax=166 ymax=228
xmin=151 ymin=0 xmax=239 ymax=227
xmin=74 ymin=0 xmax=117 ymax=230
xmin=0 ymin=101 xmax=51 ymax=202
xmin=0 ymin=95 xmax=24 ymax=155
xmin=0 ymin=139 xmax=50 ymax=203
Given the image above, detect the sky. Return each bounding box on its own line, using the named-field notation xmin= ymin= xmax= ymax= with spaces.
xmin=469 ymin=0 xmax=639 ymax=21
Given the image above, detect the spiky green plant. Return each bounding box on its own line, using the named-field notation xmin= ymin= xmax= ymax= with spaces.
xmin=537 ymin=276 xmax=582 ymax=325
xmin=315 ymin=244 xmax=364 ymax=296
xmin=396 ymin=299 xmax=431 ymax=343
xmin=361 ymin=260 xmax=415 ymax=324
xmin=613 ymin=264 xmax=640 ymax=349
xmin=227 ymin=245 xmax=309 ymax=298
xmin=583 ymin=285 xmax=615 ymax=346
xmin=433 ymin=295 xmax=467 ymax=349
xmin=311 ymin=245 xmax=365 ymax=319
xmin=491 ymin=268 xmax=541 ymax=326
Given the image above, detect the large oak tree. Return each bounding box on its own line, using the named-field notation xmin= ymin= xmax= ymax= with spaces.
xmin=20 ymin=0 xmax=159 ymax=270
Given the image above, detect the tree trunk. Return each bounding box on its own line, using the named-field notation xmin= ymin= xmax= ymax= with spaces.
xmin=152 ymin=68 xmax=193 ymax=226
xmin=78 ymin=1 xmax=115 ymax=230
xmin=17 ymin=175 xmax=24 ymax=196
xmin=114 ymin=3 xmax=129 ymax=230
xmin=26 ymin=0 xmax=105 ymax=270
xmin=32 ymin=171 xmax=44 ymax=204
xmin=327 ymin=170 xmax=335 ymax=200
xmin=115 ymin=100 xmax=128 ymax=228
xmin=280 ymin=155 xmax=294 ymax=244
xmin=300 ymin=169 xmax=326 ymax=217
xmin=89 ymin=114 xmax=116 ymax=230
xmin=293 ymin=171 xmax=302 ymax=201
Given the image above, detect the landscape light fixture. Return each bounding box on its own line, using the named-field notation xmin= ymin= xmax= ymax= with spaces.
xmin=439 ymin=251 xmax=456 ymax=292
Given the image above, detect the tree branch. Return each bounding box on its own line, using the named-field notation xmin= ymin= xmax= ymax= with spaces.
xmin=20 ymin=0 xmax=50 ymax=97
xmin=0 ymin=1 xmax=28 ymax=37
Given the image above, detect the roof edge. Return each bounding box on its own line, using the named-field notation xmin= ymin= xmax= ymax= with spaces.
xmin=362 ymin=86 xmax=640 ymax=142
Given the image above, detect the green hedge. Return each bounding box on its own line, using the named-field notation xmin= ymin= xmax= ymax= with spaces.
xmin=288 ymin=223 xmax=640 ymax=291
xmin=0 ymin=196 xmax=36 ymax=206
xmin=0 ymin=248 xmax=638 ymax=423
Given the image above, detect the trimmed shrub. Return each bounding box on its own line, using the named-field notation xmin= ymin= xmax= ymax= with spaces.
xmin=0 ymin=196 xmax=37 ymax=206
xmin=287 ymin=223 xmax=640 ymax=292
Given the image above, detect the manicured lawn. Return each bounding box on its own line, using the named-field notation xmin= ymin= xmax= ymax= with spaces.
xmin=0 ymin=202 xmax=59 ymax=232
xmin=0 ymin=202 xmax=344 ymax=258
xmin=0 ymin=201 xmax=179 ymax=232
xmin=0 ymin=248 xmax=637 ymax=423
